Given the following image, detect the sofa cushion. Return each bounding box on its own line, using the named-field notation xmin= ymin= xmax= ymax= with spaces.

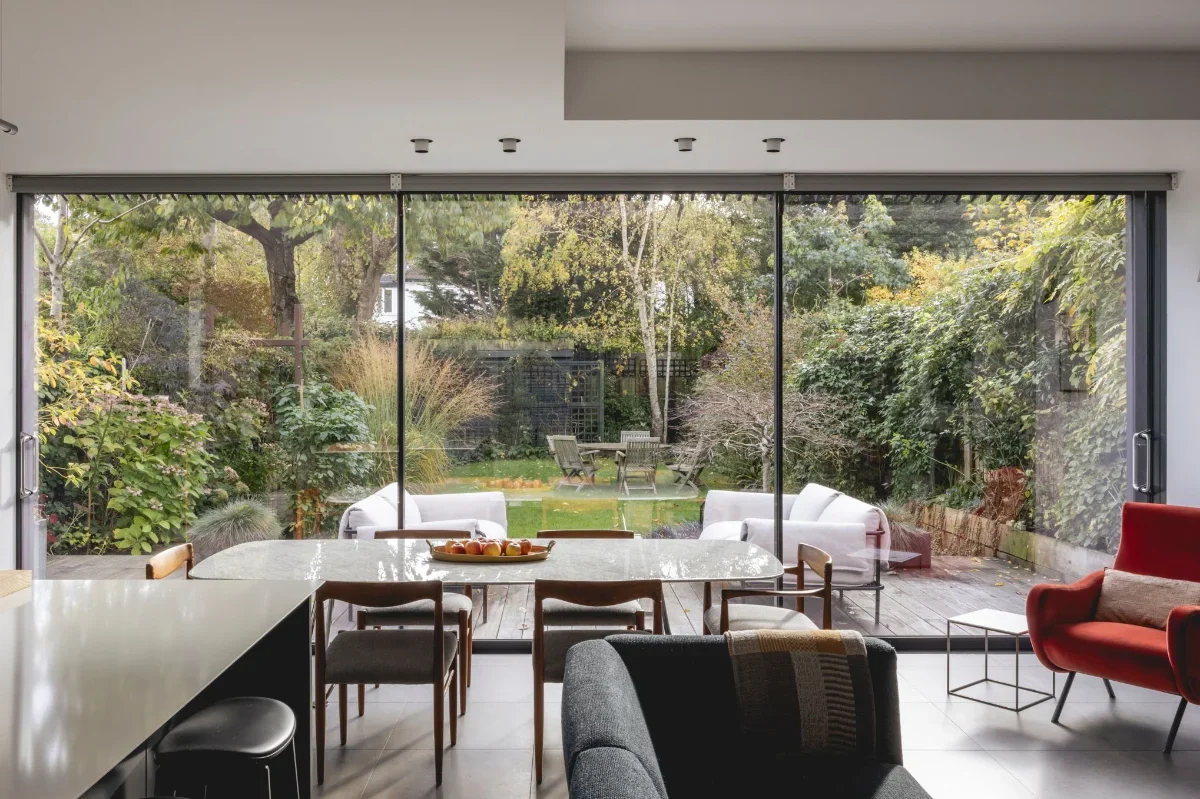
xmin=402 ymin=489 xmax=422 ymax=525
xmin=697 ymin=519 xmax=745 ymax=541
xmin=377 ymin=483 xmax=399 ymax=508
xmin=475 ymin=519 xmax=506 ymax=539
xmin=343 ymin=494 xmax=397 ymax=532
xmin=1042 ymin=621 xmax=1176 ymax=694
xmin=789 ymin=483 xmax=842 ymax=522
xmin=1096 ymin=569 xmax=1200 ymax=630
xmin=819 ymin=494 xmax=885 ymax=532
xmin=568 ymin=747 xmax=666 ymax=799
xmin=561 ymin=640 xmax=668 ymax=799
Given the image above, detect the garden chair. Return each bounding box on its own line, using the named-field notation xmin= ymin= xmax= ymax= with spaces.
xmin=619 ymin=430 xmax=654 ymax=442
xmin=616 ymin=438 xmax=662 ymax=495
xmin=549 ymin=435 xmax=600 ymax=491
xmin=145 ymin=543 xmax=193 ymax=580
xmin=666 ymin=441 xmax=708 ymax=490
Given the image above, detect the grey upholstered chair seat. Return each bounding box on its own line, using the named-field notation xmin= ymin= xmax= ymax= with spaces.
xmin=542 ymin=598 xmax=643 ymax=627
xmin=703 ymin=603 xmax=818 ymax=634
xmin=543 ymin=629 xmax=651 ymax=683
xmin=325 ymin=630 xmax=457 ymax=684
xmin=358 ymin=593 xmax=473 ymax=625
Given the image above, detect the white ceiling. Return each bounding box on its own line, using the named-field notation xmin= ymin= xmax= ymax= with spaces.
xmin=566 ymin=0 xmax=1200 ymax=51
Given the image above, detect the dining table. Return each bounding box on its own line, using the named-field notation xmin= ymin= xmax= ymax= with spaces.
xmin=191 ymin=537 xmax=784 ymax=635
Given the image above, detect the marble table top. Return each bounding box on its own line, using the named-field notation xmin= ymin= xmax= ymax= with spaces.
xmin=191 ymin=538 xmax=783 ymax=584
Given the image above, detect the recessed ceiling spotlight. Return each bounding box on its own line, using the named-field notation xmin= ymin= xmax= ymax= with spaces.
xmin=0 ymin=119 xmax=16 ymax=135
xmin=674 ymin=137 xmax=695 ymax=152
xmin=763 ymin=137 xmax=784 ymax=153
xmin=411 ymin=138 xmax=432 ymax=154
xmin=499 ymin=137 xmax=521 ymax=153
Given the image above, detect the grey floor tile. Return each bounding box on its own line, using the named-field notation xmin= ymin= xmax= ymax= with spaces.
xmin=899 ymin=702 xmax=981 ymax=750
xmin=389 ymin=701 xmax=541 ymax=751
xmin=902 ymin=750 xmax=1038 ymax=799
xmin=313 ymin=702 xmax=406 ymax=750
xmin=991 ymin=750 xmax=1200 ymax=799
xmin=314 ymin=748 xmax=381 ymax=799
xmin=532 ymin=749 xmax=568 ymax=799
xmin=361 ymin=682 xmax=446 ymax=703
xmin=363 ymin=748 xmax=533 ymax=799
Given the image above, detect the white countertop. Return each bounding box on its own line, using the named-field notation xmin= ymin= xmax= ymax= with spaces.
xmin=0 ymin=579 xmax=318 ymax=799
xmin=191 ymin=538 xmax=783 ymax=584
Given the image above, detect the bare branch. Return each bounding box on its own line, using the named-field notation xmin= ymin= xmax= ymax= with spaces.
xmin=61 ymin=197 xmax=159 ymax=264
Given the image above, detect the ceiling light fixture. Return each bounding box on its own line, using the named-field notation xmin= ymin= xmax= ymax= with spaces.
xmin=499 ymin=137 xmax=521 ymax=153
xmin=763 ymin=137 xmax=784 ymax=153
xmin=411 ymin=138 xmax=432 ymax=154
xmin=674 ymin=137 xmax=695 ymax=152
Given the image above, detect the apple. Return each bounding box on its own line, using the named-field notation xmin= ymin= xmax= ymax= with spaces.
xmin=465 ymin=540 xmax=483 ymax=556
xmin=449 ymin=542 xmax=466 ymax=555
xmin=483 ymin=541 xmax=502 ymax=557
xmin=519 ymin=538 xmax=533 ymax=555
xmin=505 ymin=541 xmax=521 ymax=557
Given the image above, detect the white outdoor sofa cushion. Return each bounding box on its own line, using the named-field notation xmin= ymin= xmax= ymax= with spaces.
xmin=699 ymin=484 xmax=890 ymax=587
xmin=338 ymin=482 xmax=509 ymax=540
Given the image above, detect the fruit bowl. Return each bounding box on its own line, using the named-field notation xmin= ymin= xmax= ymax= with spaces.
xmin=426 ymin=538 xmax=555 ymax=563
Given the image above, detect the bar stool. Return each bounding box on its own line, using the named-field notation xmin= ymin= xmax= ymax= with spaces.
xmin=154 ymin=696 xmax=300 ymax=798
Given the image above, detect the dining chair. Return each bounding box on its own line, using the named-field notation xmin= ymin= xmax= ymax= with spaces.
xmin=536 ymin=530 xmax=646 ymax=631
xmin=666 ymin=441 xmax=708 ymax=490
xmin=549 ymin=435 xmax=600 ymax=491
xmin=616 ymin=438 xmax=662 ymax=495
xmin=314 ymin=579 xmax=461 ymax=786
xmin=357 ymin=529 xmax=475 ymax=712
xmin=704 ymin=543 xmax=833 ymax=633
xmin=619 ymin=430 xmax=653 ymax=442
xmin=533 ymin=578 xmax=665 ymax=784
xmin=145 ymin=543 xmax=193 ymax=580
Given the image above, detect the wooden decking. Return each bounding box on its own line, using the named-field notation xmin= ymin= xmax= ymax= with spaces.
xmin=47 ymin=553 xmax=1048 ymax=637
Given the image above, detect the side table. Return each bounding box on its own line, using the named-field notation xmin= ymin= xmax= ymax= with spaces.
xmin=947 ymin=608 xmax=1056 ymax=712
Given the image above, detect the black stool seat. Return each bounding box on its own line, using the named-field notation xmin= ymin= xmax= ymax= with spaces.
xmin=158 ymin=697 xmax=296 ymax=759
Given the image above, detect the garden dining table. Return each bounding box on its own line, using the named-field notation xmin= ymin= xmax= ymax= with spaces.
xmin=191 ymin=537 xmax=783 ymax=636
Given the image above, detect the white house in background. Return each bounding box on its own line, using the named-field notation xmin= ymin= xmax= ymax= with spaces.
xmin=374 ymin=266 xmax=431 ymax=327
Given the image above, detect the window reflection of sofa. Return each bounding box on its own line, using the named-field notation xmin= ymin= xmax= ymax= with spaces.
xmin=337 ymin=483 xmax=509 ymax=540
xmin=699 ymin=483 xmax=891 ymax=587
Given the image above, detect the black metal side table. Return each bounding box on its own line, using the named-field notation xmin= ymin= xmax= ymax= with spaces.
xmin=946 ymin=609 xmax=1056 ymax=712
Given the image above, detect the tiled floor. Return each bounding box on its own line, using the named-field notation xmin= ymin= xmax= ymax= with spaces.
xmin=313 ymin=650 xmax=1200 ymax=799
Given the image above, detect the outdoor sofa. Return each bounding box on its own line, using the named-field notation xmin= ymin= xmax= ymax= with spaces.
xmin=699 ymin=483 xmax=891 ymax=587
xmin=337 ymin=482 xmax=509 ymax=539
xmin=562 ymin=634 xmax=931 ymax=799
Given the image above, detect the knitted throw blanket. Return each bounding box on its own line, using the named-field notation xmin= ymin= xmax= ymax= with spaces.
xmin=725 ymin=629 xmax=876 ymax=756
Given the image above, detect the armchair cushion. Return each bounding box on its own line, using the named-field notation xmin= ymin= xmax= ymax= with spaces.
xmin=1042 ymin=621 xmax=1176 ymax=695
xmin=789 ymin=483 xmax=841 ymax=522
xmin=1096 ymin=569 xmax=1200 ymax=630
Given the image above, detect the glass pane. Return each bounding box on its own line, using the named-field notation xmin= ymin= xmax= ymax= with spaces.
xmin=36 ymin=193 xmax=399 ymax=576
xmin=404 ymin=193 xmax=776 ymax=636
xmin=782 ymin=193 xmax=1128 ymax=635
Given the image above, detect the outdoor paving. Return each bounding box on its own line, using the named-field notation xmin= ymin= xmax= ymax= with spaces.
xmin=47 ymin=553 xmax=1041 ymax=637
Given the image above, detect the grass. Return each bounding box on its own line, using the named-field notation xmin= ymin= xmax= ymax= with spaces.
xmin=433 ymin=456 xmax=725 ymax=538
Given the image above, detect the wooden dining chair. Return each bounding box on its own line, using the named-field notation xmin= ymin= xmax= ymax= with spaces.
xmin=314 ymin=580 xmax=460 ymax=787
xmin=532 ymin=579 xmax=665 ymax=784
xmin=548 ymin=435 xmax=600 ymax=491
xmin=616 ymin=438 xmax=662 ymax=495
xmin=704 ymin=544 xmax=834 ymax=634
xmin=358 ymin=529 xmax=476 ymax=712
xmin=536 ymin=530 xmax=645 ymax=630
xmin=145 ymin=543 xmax=193 ymax=580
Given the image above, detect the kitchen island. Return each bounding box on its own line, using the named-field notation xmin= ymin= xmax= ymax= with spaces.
xmin=0 ymin=579 xmax=317 ymax=799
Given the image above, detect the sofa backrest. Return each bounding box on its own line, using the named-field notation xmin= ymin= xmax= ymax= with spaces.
xmin=702 ymin=489 xmax=797 ymax=528
xmin=788 ymin=483 xmax=842 ymax=521
xmin=1116 ymin=502 xmax=1200 ymax=582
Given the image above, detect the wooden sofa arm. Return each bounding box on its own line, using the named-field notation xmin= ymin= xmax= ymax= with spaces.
xmin=1026 ymin=570 xmax=1104 ymax=671
xmin=1168 ymin=605 xmax=1200 ymax=705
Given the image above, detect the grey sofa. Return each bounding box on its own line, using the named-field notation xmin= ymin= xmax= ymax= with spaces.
xmin=561 ymin=635 xmax=931 ymax=799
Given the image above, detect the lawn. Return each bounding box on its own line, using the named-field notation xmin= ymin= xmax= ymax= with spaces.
xmin=437 ymin=456 xmax=731 ymax=538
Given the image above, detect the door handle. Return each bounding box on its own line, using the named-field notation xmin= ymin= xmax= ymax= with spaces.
xmin=1131 ymin=429 xmax=1152 ymax=495
xmin=18 ymin=432 xmax=39 ymax=499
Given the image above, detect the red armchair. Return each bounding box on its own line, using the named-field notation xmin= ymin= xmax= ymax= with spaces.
xmin=1027 ymin=502 xmax=1200 ymax=753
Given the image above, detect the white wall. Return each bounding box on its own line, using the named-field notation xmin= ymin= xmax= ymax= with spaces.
xmin=0 ymin=1 xmax=1199 ymax=569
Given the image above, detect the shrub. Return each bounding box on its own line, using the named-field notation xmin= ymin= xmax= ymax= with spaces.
xmin=188 ymin=500 xmax=283 ymax=562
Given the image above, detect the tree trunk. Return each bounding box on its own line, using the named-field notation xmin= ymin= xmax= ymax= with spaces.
xmin=48 ymin=195 xmax=68 ymax=321
xmin=761 ymin=446 xmax=772 ymax=493
xmin=354 ymin=230 xmax=396 ymax=332
xmin=619 ymin=196 xmax=663 ymax=440
xmin=187 ymin=220 xmax=217 ymax=387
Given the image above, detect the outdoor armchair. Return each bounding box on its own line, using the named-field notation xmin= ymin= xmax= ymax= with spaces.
xmin=704 ymin=543 xmax=833 ymax=633
xmin=549 ymin=435 xmax=600 ymax=491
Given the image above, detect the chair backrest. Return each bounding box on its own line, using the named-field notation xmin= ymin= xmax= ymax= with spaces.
xmin=1115 ymin=502 xmax=1200 ymax=582
xmin=534 ymin=580 xmax=665 ymax=636
xmin=314 ymin=580 xmax=445 ymax=685
xmin=146 ymin=543 xmax=193 ymax=580
xmin=623 ymin=439 xmax=662 ymax=468
xmin=550 ymin=435 xmax=584 ymax=469
xmin=785 ymin=543 xmax=833 ymax=629
xmin=372 ymin=529 xmax=468 ymax=540
xmin=620 ymin=430 xmax=653 ymax=443
xmin=537 ymin=529 xmax=635 ymax=539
